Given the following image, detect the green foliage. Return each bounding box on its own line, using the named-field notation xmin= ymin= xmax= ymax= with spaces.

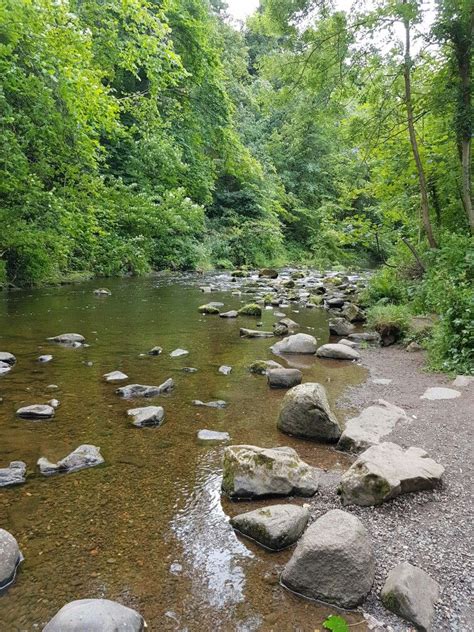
xmin=367 ymin=304 xmax=411 ymax=339
xmin=362 ymin=267 xmax=407 ymax=306
xmin=323 ymin=614 xmax=350 ymax=632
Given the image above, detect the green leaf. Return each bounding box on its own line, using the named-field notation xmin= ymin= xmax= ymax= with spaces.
xmin=322 ymin=615 xmax=350 ymax=632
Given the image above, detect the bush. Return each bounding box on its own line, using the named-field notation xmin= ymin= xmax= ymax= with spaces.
xmin=361 ymin=267 xmax=406 ymax=306
xmin=366 ymin=304 xmax=411 ymax=345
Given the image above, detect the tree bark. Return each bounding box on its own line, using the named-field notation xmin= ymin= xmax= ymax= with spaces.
xmin=457 ymin=6 xmax=473 ymax=232
xmin=402 ymin=10 xmax=437 ymax=248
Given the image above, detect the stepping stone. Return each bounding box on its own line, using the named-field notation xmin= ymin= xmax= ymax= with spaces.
xmin=231 ymin=504 xmax=309 ymax=551
xmin=116 ymin=379 xmax=174 ymax=398
xmin=47 ymin=333 xmax=85 ymax=345
xmin=218 ymin=365 xmax=232 ymax=375
xmin=420 ymin=387 xmax=461 ymax=400
xmin=339 ymin=338 xmax=357 ymax=348
xmin=38 ymin=444 xmax=104 ymax=476
xmin=338 ymin=400 xmax=408 ymax=453
xmin=240 ymin=328 xmax=274 ymax=338
xmin=192 ymin=399 xmax=227 ymax=409
xmin=381 ymin=562 xmax=440 ymax=631
xmin=0 ymin=461 xmax=27 ymax=488
xmin=267 ymin=368 xmax=302 ymax=389
xmin=93 ymin=288 xmax=111 ymax=296
xmin=219 ymin=310 xmax=238 ymax=318
xmin=452 ymin=375 xmax=474 ymax=388
xmin=170 ymin=348 xmax=189 ymax=358
xmin=339 ymin=442 xmax=444 ymax=506
xmin=316 ymin=343 xmax=360 ymax=360
xmin=0 ymin=529 xmax=22 ymax=590
xmin=43 ymin=599 xmax=145 ymax=632
xmin=271 ymin=333 xmax=317 ymax=355
xmin=0 ymin=352 xmax=16 ymax=366
xmin=127 ymin=406 xmax=165 ymax=428
xmin=197 ymin=429 xmax=230 ymax=442
xmin=38 ymin=355 xmax=53 ymax=363
xmin=103 ymin=371 xmax=128 ymax=383
xmin=281 ymin=509 xmax=374 ymax=608
xmin=16 ymin=404 xmax=55 ymax=420
xmin=222 ymin=445 xmax=319 ymax=499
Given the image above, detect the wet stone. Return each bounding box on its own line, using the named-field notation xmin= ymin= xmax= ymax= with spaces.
xmin=0 ymin=352 xmax=16 ymax=366
xmin=16 ymin=404 xmax=55 ymax=420
xmin=218 ymin=365 xmax=232 ymax=375
xmin=0 ymin=461 xmax=27 ymax=488
xmin=0 ymin=529 xmax=22 ymax=590
xmin=0 ymin=362 xmax=11 ymax=375
xmin=116 ymin=379 xmax=174 ymax=398
xmin=267 ymin=368 xmax=302 ymax=389
xmin=219 ymin=310 xmax=238 ymax=318
xmin=38 ymin=444 xmax=104 ymax=476
xmin=240 ymin=328 xmax=274 ymax=338
xmin=192 ymin=399 xmax=227 ymax=409
xmin=127 ymin=406 xmax=165 ymax=428
xmin=170 ymin=348 xmax=189 ymax=358
xmin=197 ymin=429 xmax=230 ymax=442
xmin=148 ymin=346 xmax=163 ymax=356
xmin=103 ymin=371 xmax=128 ymax=383
xmin=47 ymin=333 xmax=85 ymax=346
xmin=42 ymin=599 xmax=145 ymax=632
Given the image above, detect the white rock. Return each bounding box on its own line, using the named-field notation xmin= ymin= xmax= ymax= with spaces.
xmin=38 ymin=444 xmax=104 ymax=476
xmin=42 ymin=599 xmax=145 ymax=632
xmin=0 ymin=461 xmax=27 ymax=488
xmin=316 ymin=343 xmax=360 ymax=360
xmin=170 ymin=348 xmax=189 ymax=358
xmin=452 ymin=375 xmax=474 ymax=388
xmin=16 ymin=404 xmax=55 ymax=420
xmin=197 ymin=429 xmax=230 ymax=442
xmin=103 ymin=370 xmax=128 ymax=383
xmin=127 ymin=406 xmax=165 ymax=428
xmin=271 ymin=333 xmax=317 ymax=355
xmin=0 ymin=529 xmax=22 ymax=589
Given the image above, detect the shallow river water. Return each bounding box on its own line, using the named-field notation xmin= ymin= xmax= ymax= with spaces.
xmin=0 ymin=273 xmax=368 ymax=631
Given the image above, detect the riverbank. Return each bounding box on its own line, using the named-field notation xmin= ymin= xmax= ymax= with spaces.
xmin=308 ymin=345 xmax=473 ymax=631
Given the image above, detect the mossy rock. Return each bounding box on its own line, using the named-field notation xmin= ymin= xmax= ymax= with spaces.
xmin=198 ymin=304 xmax=220 ymax=314
xmin=290 ymin=271 xmax=305 ymax=280
xmin=308 ymin=295 xmax=323 ymax=306
xmin=231 ymin=270 xmax=250 ymax=278
xmin=283 ymin=280 xmax=295 ymax=289
xmin=238 ymin=303 xmax=262 ymax=317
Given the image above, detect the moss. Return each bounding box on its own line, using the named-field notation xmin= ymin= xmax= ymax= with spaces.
xmin=198 ymin=304 xmax=220 ymax=314
xmin=308 ymin=295 xmax=323 ymax=306
xmin=249 ymin=360 xmax=269 ymax=374
xmin=238 ymin=303 xmax=262 ymax=317
xmin=222 ymin=455 xmax=235 ymax=493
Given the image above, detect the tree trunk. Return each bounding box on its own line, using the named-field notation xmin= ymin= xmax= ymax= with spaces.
xmin=403 ymin=12 xmax=437 ymax=248
xmin=457 ymin=8 xmax=473 ymax=232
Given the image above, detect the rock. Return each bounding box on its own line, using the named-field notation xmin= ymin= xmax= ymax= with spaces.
xmin=327 ymin=297 xmax=345 ymax=308
xmin=48 ymin=399 xmax=60 ymax=409
xmin=238 ymin=303 xmax=262 ymax=317
xmin=381 ymin=562 xmax=440 ymax=631
xmin=348 ymin=332 xmax=381 ymax=344
xmin=240 ymin=328 xmax=274 ymax=338
xmin=249 ymin=360 xmax=283 ymax=374
xmin=46 ymin=384 xmax=59 ymax=390
xmin=271 ymin=333 xmax=317 ymax=355
xmin=182 ymin=367 xmax=198 ymax=373
xmin=231 ymin=504 xmax=310 ymax=551
xmin=103 ymin=371 xmax=128 ymax=383
xmin=219 ymin=310 xmax=238 ymax=318
xmin=127 ymin=406 xmax=165 ymax=428
xmin=329 ymin=317 xmax=355 ymax=336
xmin=47 ymin=333 xmax=85 ymax=345
xmin=406 ymin=341 xmax=423 ymax=352
xmin=316 ymin=343 xmax=360 ymax=361
xmin=338 ymin=400 xmax=409 ymax=453
xmin=290 ymin=271 xmax=305 ymax=280
xmin=38 ymin=444 xmax=104 ymax=476
xmin=0 ymin=352 xmax=16 ymax=366
xmin=0 ymin=362 xmax=11 ymax=374
xmin=338 ymin=338 xmax=357 ymax=348
xmin=0 ymin=461 xmax=27 ymax=488
xmin=198 ymin=304 xmax=220 ymax=314
xmin=221 ymin=445 xmax=319 ymax=498
xmin=372 ymin=378 xmax=392 ymax=385
xmin=283 ymin=279 xmax=295 ymax=289
xmin=267 ymin=368 xmax=302 ymax=389
xmin=37 ymin=354 xmax=53 ymax=364
xmin=342 ymin=303 xmax=365 ymax=323
xmin=170 ymin=348 xmax=189 ymax=358
xmin=420 ymin=387 xmax=461 ymax=400
xmin=339 ymin=442 xmax=444 ymax=506
xmin=116 ymin=379 xmax=174 ymax=398
xmin=147 ymin=346 xmax=163 ymax=356
xmin=218 ymin=365 xmax=232 ymax=375
xmin=278 ymin=317 xmax=300 ymax=331
xmin=277 ymin=383 xmax=341 ymax=442
xmin=42 ymin=599 xmax=145 ymax=632
xmin=452 ymin=375 xmax=474 ymax=388
xmin=281 ymin=509 xmax=375 ymax=608
xmin=273 ymin=324 xmax=288 ymax=336
xmin=192 ymin=399 xmax=227 ymax=409
xmin=0 ymin=529 xmax=22 ymax=590
xmin=16 ymin=404 xmax=55 ymax=420
xmin=197 ymin=429 xmax=230 ymax=442
xmin=93 ymin=288 xmax=111 ymax=296
xmin=259 ymin=268 xmax=279 ymax=279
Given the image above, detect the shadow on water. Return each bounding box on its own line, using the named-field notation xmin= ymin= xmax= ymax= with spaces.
xmin=0 ymin=275 xmax=367 ymax=631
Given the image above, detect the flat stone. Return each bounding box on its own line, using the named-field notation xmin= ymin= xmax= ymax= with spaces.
xmin=240 ymin=328 xmax=274 ymax=338
xmin=0 ymin=352 xmax=16 ymax=366
xmin=452 ymin=375 xmax=474 ymax=388
xmin=277 ymin=383 xmax=341 ymax=441
xmin=267 ymin=368 xmax=302 ymax=389
xmin=231 ymin=504 xmax=310 ymax=551
xmin=219 ymin=310 xmax=238 ymax=318
xmin=0 ymin=461 xmax=27 ymax=488
xmin=170 ymin=348 xmax=189 ymax=358
xmin=338 ymin=338 xmax=357 ymax=348
xmin=0 ymin=529 xmax=22 ymax=590
xmin=218 ymin=365 xmax=232 ymax=375
xmin=420 ymin=387 xmax=461 ymax=400
xmin=281 ymin=509 xmax=375 ymax=608
xmin=38 ymin=444 xmax=104 ymax=476
xmin=372 ymin=378 xmax=392 ymax=385
xmin=42 ymin=599 xmax=145 ymax=632
xmin=116 ymin=379 xmax=174 ymax=398
xmin=197 ymin=429 xmax=230 ymax=442
xmin=222 ymin=445 xmax=319 ymax=499
xmin=103 ymin=371 xmax=128 ymax=383
xmin=338 ymin=400 xmax=409 ymax=453
xmin=38 ymin=355 xmax=53 ymax=363
xmin=339 ymin=442 xmax=445 ymax=506
xmin=348 ymin=332 xmax=380 ymax=344
xmin=47 ymin=333 xmax=85 ymax=345
xmin=271 ymin=333 xmax=317 ymax=355
xmin=381 ymin=562 xmax=440 ymax=631
xmin=16 ymin=404 xmax=55 ymax=420
xmin=316 ymin=343 xmax=360 ymax=361
xmin=192 ymin=399 xmax=227 ymax=409
xmin=127 ymin=406 xmax=165 ymax=428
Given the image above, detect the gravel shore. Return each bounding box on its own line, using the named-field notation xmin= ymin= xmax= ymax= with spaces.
xmin=309 ymin=345 xmax=473 ymax=632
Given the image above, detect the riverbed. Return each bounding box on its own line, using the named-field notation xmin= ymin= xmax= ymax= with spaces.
xmin=0 ymin=273 xmax=367 ymax=631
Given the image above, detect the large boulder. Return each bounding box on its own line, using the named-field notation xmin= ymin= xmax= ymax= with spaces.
xmin=338 ymin=400 xmax=408 ymax=453
xmin=277 ymin=383 xmax=341 ymax=442
xmin=329 ymin=318 xmax=355 ymax=336
xmin=127 ymin=406 xmax=165 ymax=428
xmin=0 ymin=529 xmax=22 ymax=590
xmin=0 ymin=461 xmax=27 ymax=487
xmin=231 ymin=504 xmax=310 ymax=551
xmin=16 ymin=404 xmax=55 ymax=420
xmin=381 ymin=562 xmax=440 ymax=631
xmin=267 ymin=368 xmax=302 ymax=389
xmin=271 ymin=333 xmax=317 ymax=355
xmin=281 ymin=509 xmax=375 ymax=608
xmin=116 ymin=379 xmax=174 ymax=398
xmin=0 ymin=352 xmax=16 ymax=366
xmin=339 ymin=442 xmax=444 ymax=506
xmin=38 ymin=445 xmax=104 ymax=476
xmin=316 ymin=343 xmax=360 ymax=361
xmin=222 ymin=445 xmax=319 ymax=499
xmin=42 ymin=599 xmax=145 ymax=632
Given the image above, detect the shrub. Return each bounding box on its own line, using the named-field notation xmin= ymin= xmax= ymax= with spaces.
xmin=366 ymin=304 xmax=411 ymax=345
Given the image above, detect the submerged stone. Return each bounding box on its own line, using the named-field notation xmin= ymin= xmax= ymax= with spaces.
xmin=116 ymin=379 xmax=174 ymax=398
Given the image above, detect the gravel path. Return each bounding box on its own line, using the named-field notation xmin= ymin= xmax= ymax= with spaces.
xmin=309 ymin=345 xmax=473 ymax=632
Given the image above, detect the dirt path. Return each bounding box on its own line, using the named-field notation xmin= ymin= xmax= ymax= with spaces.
xmin=309 ymin=345 xmax=473 ymax=631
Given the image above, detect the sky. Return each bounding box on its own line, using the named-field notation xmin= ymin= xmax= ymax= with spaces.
xmin=226 ymin=0 xmax=259 ymax=21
